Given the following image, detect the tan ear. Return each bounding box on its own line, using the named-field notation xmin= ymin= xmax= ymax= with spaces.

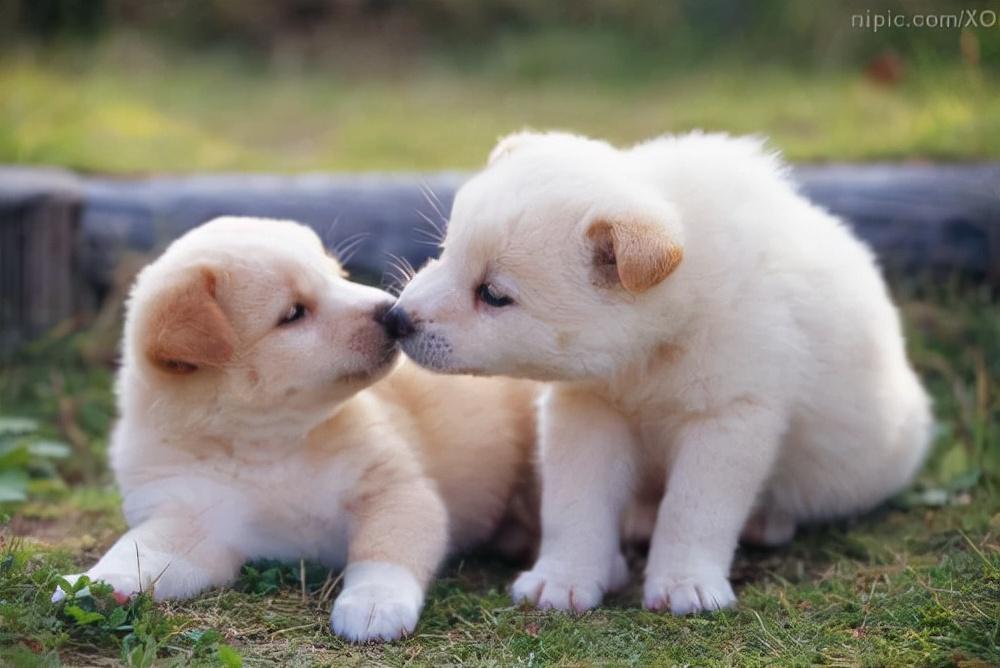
xmin=587 ymin=218 xmax=683 ymax=293
xmin=144 ymin=269 xmax=237 ymax=374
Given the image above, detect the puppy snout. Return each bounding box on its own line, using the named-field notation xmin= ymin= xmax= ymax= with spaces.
xmin=379 ymin=304 xmax=416 ymax=340
xmin=373 ymin=301 xmax=394 ymax=326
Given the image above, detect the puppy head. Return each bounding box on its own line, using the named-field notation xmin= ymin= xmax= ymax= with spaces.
xmin=392 ymin=131 xmax=684 ymax=381
xmin=124 ymin=217 xmax=397 ymax=433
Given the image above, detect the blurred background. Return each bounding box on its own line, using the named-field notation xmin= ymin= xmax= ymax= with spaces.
xmin=0 ymin=3 xmax=998 ymax=664
xmin=0 ymin=0 xmax=998 ymax=171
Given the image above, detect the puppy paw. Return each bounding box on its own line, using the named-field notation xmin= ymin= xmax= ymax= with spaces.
xmin=643 ymin=569 xmax=736 ymax=615
xmin=330 ymin=561 xmax=423 ymax=643
xmin=511 ymin=553 xmax=629 ymax=613
xmin=52 ymin=571 xmax=140 ymax=605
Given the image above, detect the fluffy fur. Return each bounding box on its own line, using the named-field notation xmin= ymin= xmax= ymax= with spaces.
xmin=391 ymin=131 xmax=933 ymax=614
xmin=53 ymin=217 xmax=538 ymax=642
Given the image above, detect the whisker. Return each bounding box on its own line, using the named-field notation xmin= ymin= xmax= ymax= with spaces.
xmin=383 ymin=252 xmax=417 ymax=296
xmin=332 ymin=231 xmax=368 ymax=253
xmin=334 ymin=235 xmax=370 ymax=265
xmin=338 ymin=241 xmax=367 ymax=265
xmin=420 ymin=179 xmax=445 ymax=209
xmin=414 ymin=226 xmax=445 ymax=249
xmin=322 ymin=215 xmax=342 ymax=245
xmin=419 ymin=180 xmax=449 ymax=226
xmin=414 ymin=209 xmax=446 ymax=244
xmin=412 ymin=236 xmax=443 ymax=248
xmin=332 ymin=232 xmax=371 ymax=263
xmin=387 ymin=254 xmax=416 ymax=283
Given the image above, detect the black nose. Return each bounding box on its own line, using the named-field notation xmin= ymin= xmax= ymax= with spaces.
xmin=378 ymin=304 xmax=416 ymax=339
xmin=373 ymin=301 xmax=393 ymax=325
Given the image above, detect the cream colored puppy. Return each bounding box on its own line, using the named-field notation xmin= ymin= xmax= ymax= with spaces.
xmin=53 ymin=216 xmax=537 ymax=642
xmin=388 ymin=131 xmax=933 ymax=615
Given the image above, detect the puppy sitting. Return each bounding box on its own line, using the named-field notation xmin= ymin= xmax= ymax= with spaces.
xmin=54 ymin=217 xmax=538 ymax=642
xmin=388 ymin=131 xmax=933 ymax=614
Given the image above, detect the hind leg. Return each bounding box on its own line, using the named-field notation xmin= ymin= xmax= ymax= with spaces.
xmin=740 ymin=507 xmax=796 ymax=547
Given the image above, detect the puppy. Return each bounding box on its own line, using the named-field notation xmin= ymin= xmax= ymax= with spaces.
xmin=53 ymin=216 xmax=538 ymax=642
xmin=388 ymin=131 xmax=933 ymax=614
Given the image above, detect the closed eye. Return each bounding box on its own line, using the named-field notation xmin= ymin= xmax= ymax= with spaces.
xmin=477 ymin=283 xmax=514 ymax=308
xmin=278 ymin=303 xmax=308 ymax=326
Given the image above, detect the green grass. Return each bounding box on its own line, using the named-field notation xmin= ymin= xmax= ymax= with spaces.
xmin=1 ymin=36 xmax=999 ymax=174
xmin=1 ymin=283 xmax=997 ymax=667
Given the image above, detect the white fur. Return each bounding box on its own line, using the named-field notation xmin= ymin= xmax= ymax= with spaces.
xmin=53 ymin=217 xmax=539 ymax=642
xmin=331 ymin=561 xmax=424 ymax=642
xmin=394 ymin=131 xmax=933 ymax=614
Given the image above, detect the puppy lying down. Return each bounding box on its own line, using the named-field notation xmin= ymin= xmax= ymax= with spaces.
xmin=54 ymin=217 xmax=538 ymax=642
xmin=390 ymin=131 xmax=933 ymax=614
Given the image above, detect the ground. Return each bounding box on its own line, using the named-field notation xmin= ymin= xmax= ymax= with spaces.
xmin=1 ymin=283 xmax=997 ymax=667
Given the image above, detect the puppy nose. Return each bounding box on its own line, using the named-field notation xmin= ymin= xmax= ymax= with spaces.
xmin=373 ymin=301 xmax=393 ymax=325
xmin=378 ymin=304 xmax=416 ymax=339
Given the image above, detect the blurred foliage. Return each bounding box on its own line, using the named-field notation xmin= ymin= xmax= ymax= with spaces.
xmin=0 ymin=418 xmax=71 ymax=504
xmin=0 ymin=332 xmax=114 ymax=488
xmin=2 ymin=0 xmax=998 ymax=74
xmin=1 ymin=1 xmax=997 ymax=171
xmin=1 ymin=40 xmax=997 ymax=172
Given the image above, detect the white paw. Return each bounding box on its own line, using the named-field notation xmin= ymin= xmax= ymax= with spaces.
xmin=643 ymin=569 xmax=736 ymax=615
xmin=52 ymin=571 xmax=141 ymax=604
xmin=330 ymin=561 xmax=423 ymax=643
xmin=511 ymin=553 xmax=629 ymax=613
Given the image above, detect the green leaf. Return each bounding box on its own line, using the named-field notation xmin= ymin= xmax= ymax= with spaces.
xmin=0 ymin=417 xmax=39 ymax=436
xmin=106 ymin=606 xmax=129 ymax=628
xmin=0 ymin=443 xmax=30 ymax=470
xmin=937 ymin=444 xmax=970 ymax=481
xmin=216 ymin=644 xmax=242 ymax=668
xmin=27 ymin=440 xmax=72 ymax=459
xmin=185 ymin=628 xmax=221 ymax=649
xmin=894 ymin=487 xmax=950 ymax=509
xmin=945 ymin=467 xmax=982 ymax=492
xmin=0 ymin=469 xmax=29 ymax=502
xmin=64 ymin=604 xmax=105 ymax=625
xmin=54 ymin=576 xmax=78 ymax=596
xmin=0 ymin=553 xmax=15 ymax=574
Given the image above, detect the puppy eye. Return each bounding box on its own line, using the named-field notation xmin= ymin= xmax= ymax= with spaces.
xmin=477 ymin=283 xmax=513 ymax=308
xmin=278 ymin=303 xmax=308 ymax=326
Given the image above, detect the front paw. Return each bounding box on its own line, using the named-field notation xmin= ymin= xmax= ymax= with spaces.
xmin=330 ymin=561 xmax=423 ymax=643
xmin=643 ymin=568 xmax=736 ymax=615
xmin=52 ymin=571 xmax=140 ymax=604
xmin=511 ymin=553 xmax=629 ymax=613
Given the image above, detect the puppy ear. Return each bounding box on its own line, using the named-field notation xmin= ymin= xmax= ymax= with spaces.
xmin=587 ymin=216 xmax=683 ymax=293
xmin=144 ymin=269 xmax=237 ymax=374
xmin=488 ymin=130 xmax=543 ymax=165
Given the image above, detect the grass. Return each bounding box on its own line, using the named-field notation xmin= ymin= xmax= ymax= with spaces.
xmin=1 ymin=36 xmax=999 ymax=174
xmin=0 ymin=282 xmax=997 ymax=667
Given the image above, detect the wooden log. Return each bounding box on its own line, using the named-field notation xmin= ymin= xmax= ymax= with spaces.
xmin=75 ymin=171 xmax=465 ymax=291
xmin=70 ymin=165 xmax=1000 ymax=287
xmin=0 ymin=169 xmax=82 ymax=356
xmin=794 ymin=163 xmax=1000 ymax=285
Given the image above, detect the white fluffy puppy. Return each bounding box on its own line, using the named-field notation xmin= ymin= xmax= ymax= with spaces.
xmin=388 ymin=131 xmax=933 ymax=614
xmin=54 ymin=217 xmax=538 ymax=642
